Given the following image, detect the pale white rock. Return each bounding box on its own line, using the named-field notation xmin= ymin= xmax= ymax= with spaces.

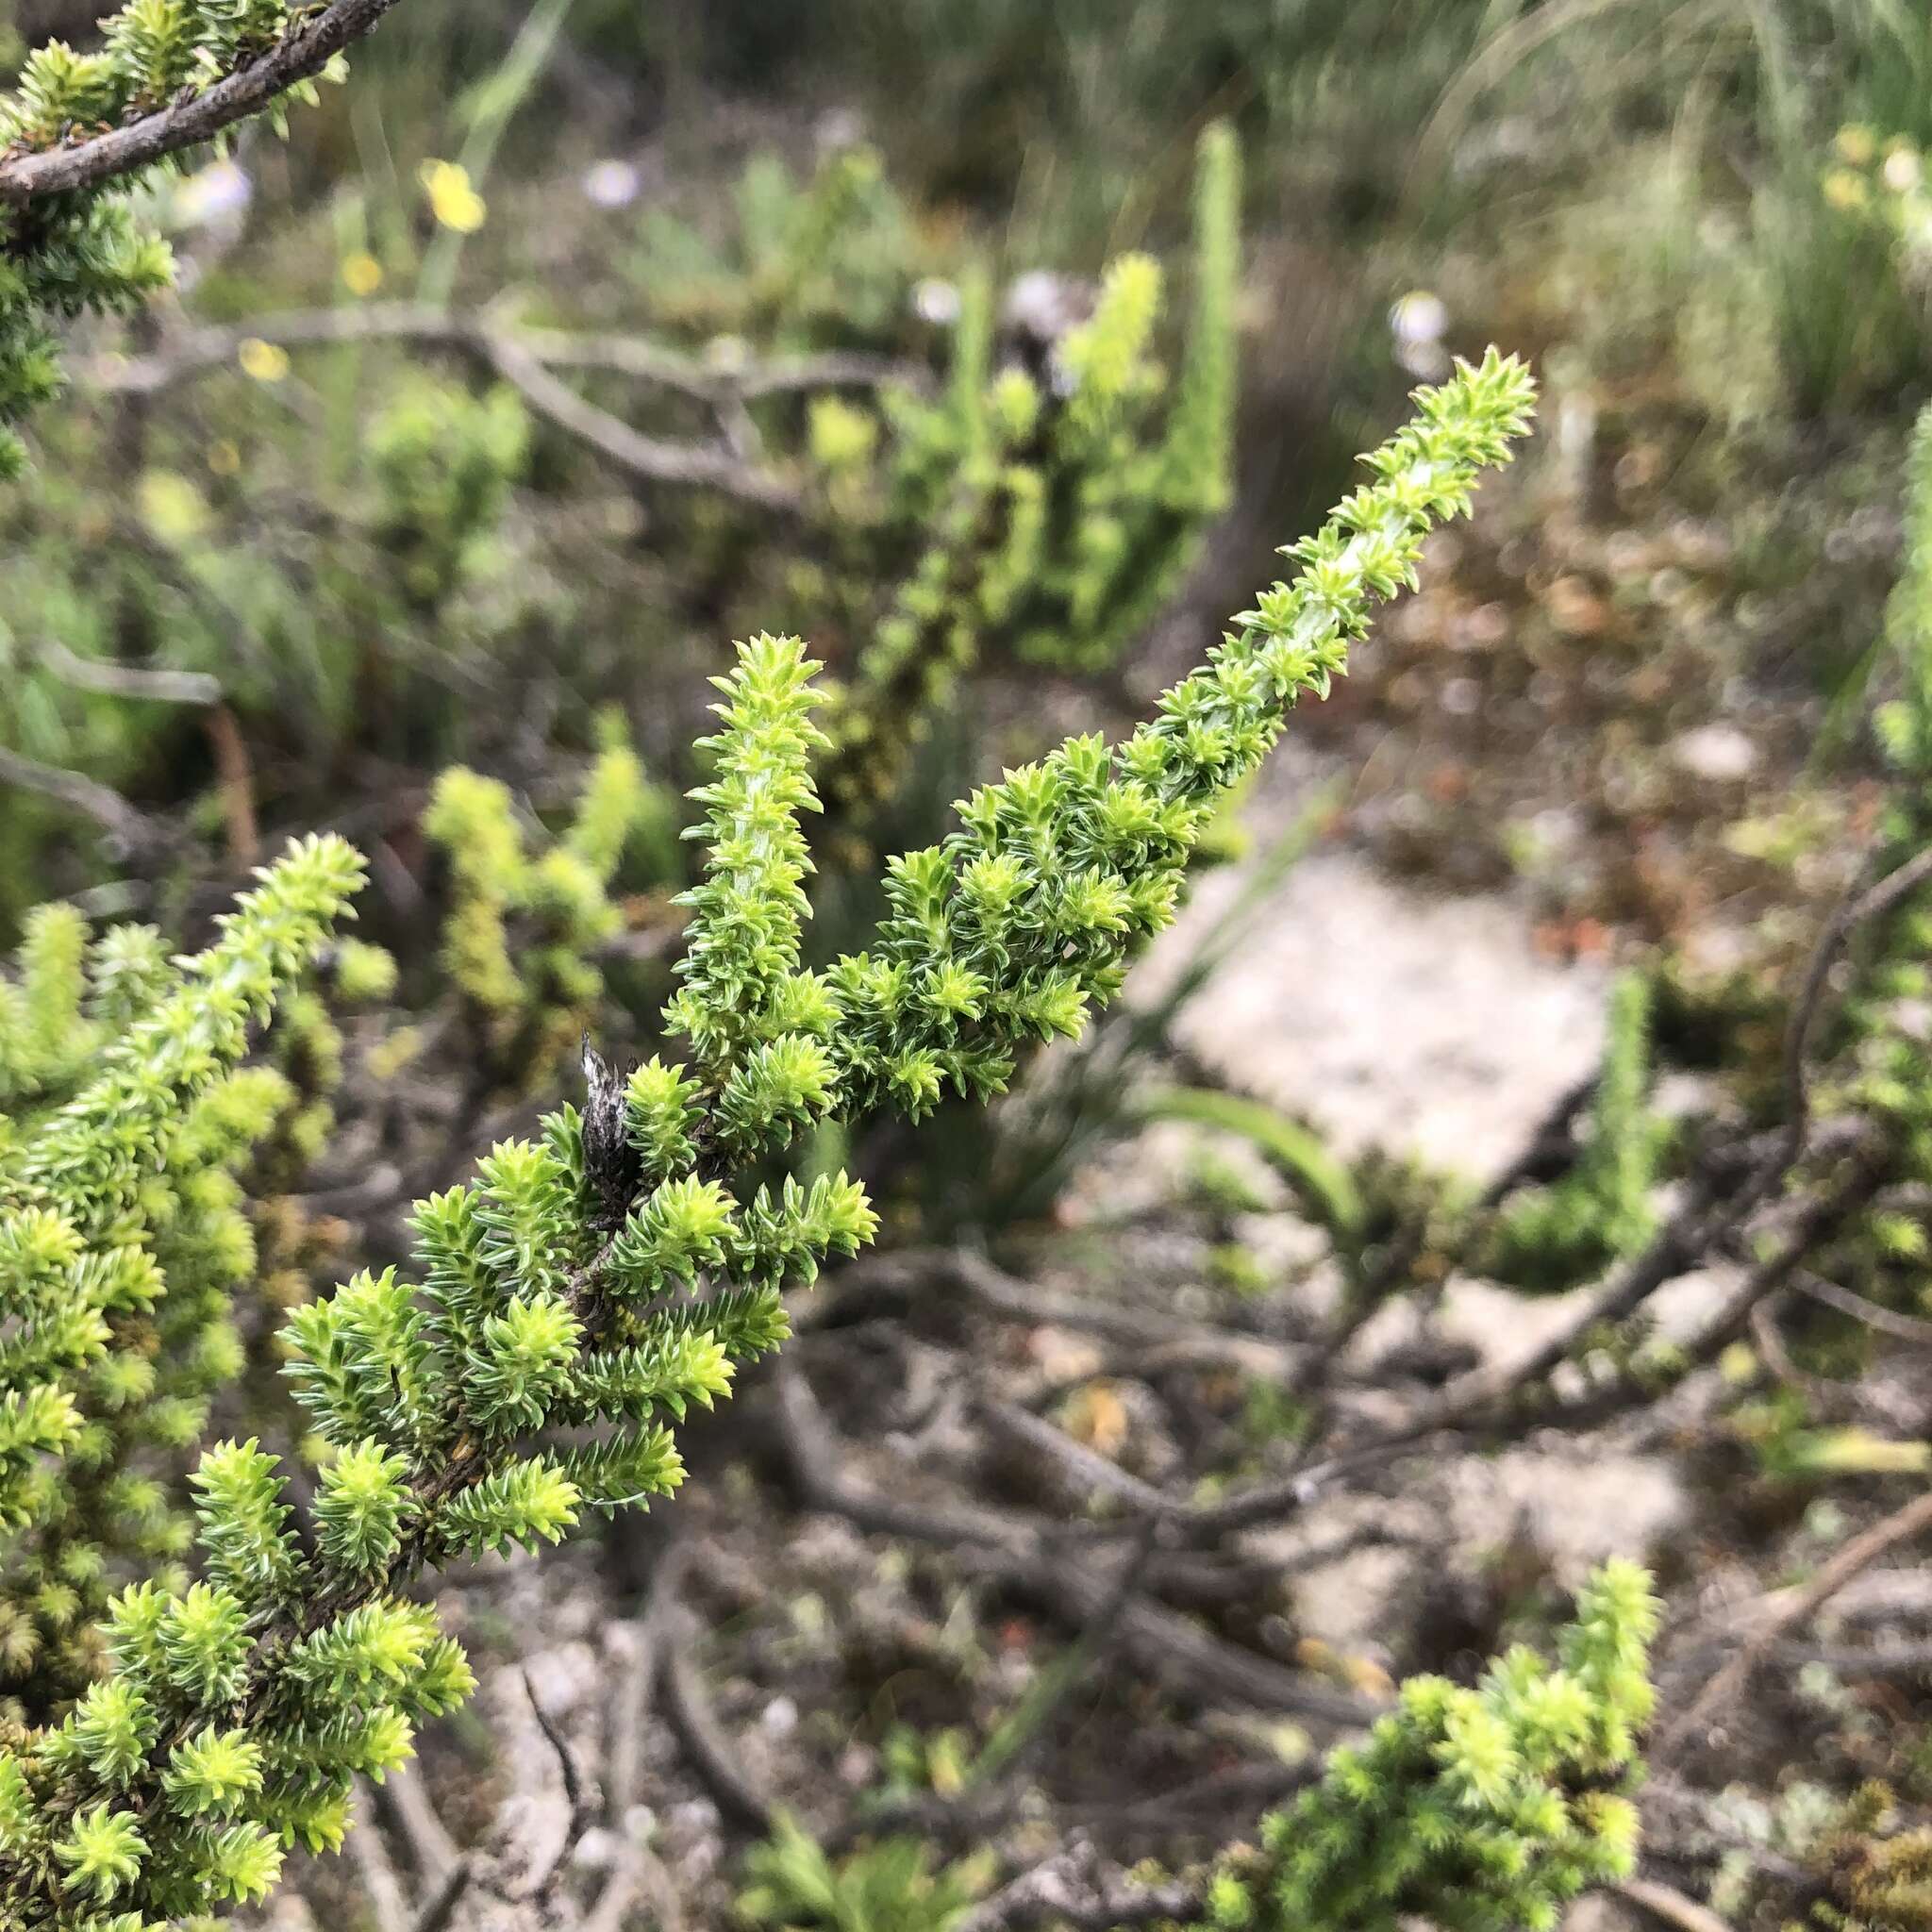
xmin=573 ymin=1825 xmax=623 ymax=1871
xmin=1141 ymin=850 xmax=1608 ymax=1181
xmin=501 ymin=1640 xmax=603 ymax=1720
xmin=1645 ymin=1264 xmax=1744 ymax=1342
xmin=1430 ymin=1276 xmax=1596 ymax=1376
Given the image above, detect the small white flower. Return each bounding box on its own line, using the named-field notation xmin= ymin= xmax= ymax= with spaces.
xmin=814 ymin=108 xmax=864 ymax=156
xmin=581 ymin=158 xmax=641 ymax=209
xmin=1883 ymin=147 xmax=1924 ymax=196
xmin=913 ymin=276 xmax=961 ymax=325
xmin=1389 ymin=290 xmax=1449 ymax=348
xmin=1005 ymin=269 xmax=1078 ymax=338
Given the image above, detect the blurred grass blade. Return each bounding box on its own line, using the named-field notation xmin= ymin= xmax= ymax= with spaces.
xmin=1134 ymin=1084 xmax=1363 ymax=1238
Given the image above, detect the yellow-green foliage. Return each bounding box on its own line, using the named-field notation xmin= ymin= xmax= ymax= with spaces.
xmin=425 ymin=727 xmax=676 ymax=1083
xmin=1488 ymin=974 xmax=1666 ymax=1294
xmin=0 ymin=841 xmax=365 ymax=1716
xmin=633 ymin=142 xmax=913 ymax=341
xmin=1179 ymin=1563 xmax=1658 ymax=1932
xmin=1810 ymin=1782 xmax=1932 ymax=1931
xmin=0 ymin=363 xmax=539 ymax=927
xmin=821 ymin=122 xmax=1242 ymax=815
xmin=366 ymin=375 xmax=530 ymax=605
xmin=738 ymin=1811 xmax=993 ymax=1931
xmin=1825 ymin=401 xmax=1932 ymax=1319
xmin=0 ymin=355 xmax=1545 ymax=1927
xmin=1876 ymin=405 xmax=1932 ymax=783
xmin=254 ymin=972 xmax=363 ymax=1185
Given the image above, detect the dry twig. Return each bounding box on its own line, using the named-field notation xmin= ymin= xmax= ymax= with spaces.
xmin=1660 ymin=1486 xmax=1932 ymax=1759
xmin=1616 ymin=1875 xmax=1737 ymax=1932
xmin=0 ymin=743 xmax=171 ymax=856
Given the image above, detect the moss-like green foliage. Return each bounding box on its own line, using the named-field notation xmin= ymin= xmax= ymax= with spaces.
xmin=1176 ymin=1562 xmax=1658 ymax=1932
xmin=1808 ymin=1781 xmax=1932 ymax=1931
xmin=0 ymin=351 xmax=1536 ymax=1924
xmin=1488 ymin=973 xmax=1666 ymax=1294
xmin=0 ymin=839 xmax=366 ymax=1718
xmin=738 ymin=1810 xmax=993 ymax=1932
xmin=0 ymin=1 xmax=351 ymax=478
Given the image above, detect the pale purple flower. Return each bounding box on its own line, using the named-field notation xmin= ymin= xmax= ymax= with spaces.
xmin=1390 ymin=290 xmax=1450 ymax=379
xmin=172 ymin=159 xmax=254 ymax=230
xmin=581 ymin=158 xmax=642 ymax=210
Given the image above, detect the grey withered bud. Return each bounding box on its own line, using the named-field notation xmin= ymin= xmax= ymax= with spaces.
xmin=581 ymin=1034 xmax=642 ymax=1226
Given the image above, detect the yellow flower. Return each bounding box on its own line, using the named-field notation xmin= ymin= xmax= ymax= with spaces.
xmin=238 ymin=338 xmax=291 ymax=383
xmin=1822 ymin=168 xmax=1871 ymax=212
xmin=420 ymin=158 xmax=487 ymax=234
xmin=138 ymin=470 xmax=210 ymax=542
xmin=807 ymin=395 xmax=877 ymax=471
xmin=1718 ymin=1341 xmax=1757 ymax=1385
xmin=1833 ymin=122 xmax=1877 ymax=168
xmin=341 ymin=250 xmax=384 ymax=297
